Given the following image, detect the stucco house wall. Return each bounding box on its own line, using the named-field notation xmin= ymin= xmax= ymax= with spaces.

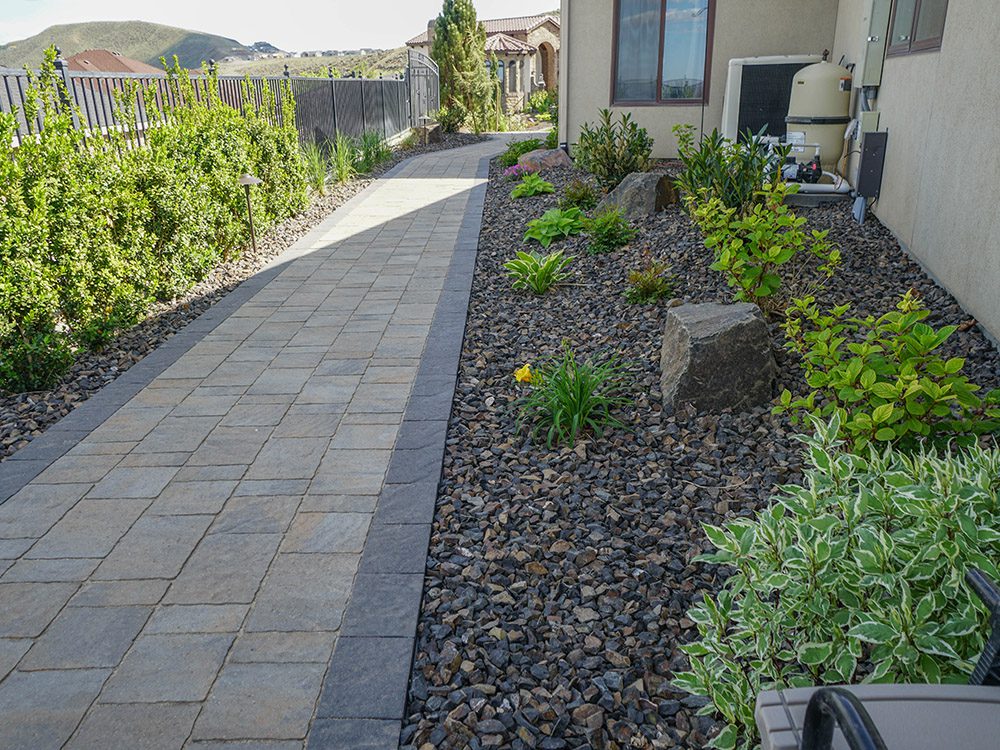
xmin=558 ymin=0 xmax=839 ymax=158
xmin=832 ymin=1 xmax=1000 ymax=339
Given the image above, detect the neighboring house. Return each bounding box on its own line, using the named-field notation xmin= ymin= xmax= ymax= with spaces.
xmin=66 ymin=49 xmax=165 ymax=75
xmin=559 ymin=0 xmax=1000 ymax=342
xmin=406 ymin=13 xmax=560 ymax=110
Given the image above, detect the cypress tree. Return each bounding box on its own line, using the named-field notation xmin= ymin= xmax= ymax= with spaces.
xmin=431 ymin=0 xmax=492 ymax=132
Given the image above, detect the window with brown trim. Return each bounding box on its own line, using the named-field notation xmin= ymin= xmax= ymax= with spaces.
xmin=887 ymin=0 xmax=949 ymax=56
xmin=612 ymin=0 xmax=715 ymax=105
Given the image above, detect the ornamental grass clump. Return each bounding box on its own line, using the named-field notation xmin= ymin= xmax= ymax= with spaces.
xmin=503 ymin=250 xmax=574 ymax=294
xmin=331 ymin=132 xmax=358 ymax=183
xmin=583 ymin=207 xmax=637 ymax=255
xmin=510 ymin=172 xmax=555 ymax=199
xmin=515 ymin=342 xmax=629 ymax=447
xmin=523 ymin=207 xmax=585 ymax=248
xmin=301 ymin=141 xmax=329 ymax=195
xmin=673 ymin=415 xmax=1000 ymax=750
xmin=355 ymin=130 xmax=392 ymax=174
xmin=777 ymin=290 xmax=1000 ymax=451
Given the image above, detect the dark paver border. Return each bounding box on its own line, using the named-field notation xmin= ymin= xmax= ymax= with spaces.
xmin=307 ymin=152 xmax=492 ymax=749
xmin=0 ymin=145 xmax=489 ymax=505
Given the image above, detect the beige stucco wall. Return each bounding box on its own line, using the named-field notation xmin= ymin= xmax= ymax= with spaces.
xmin=559 ymin=0 xmax=840 ymax=156
xmin=832 ymin=0 xmax=1000 ymax=339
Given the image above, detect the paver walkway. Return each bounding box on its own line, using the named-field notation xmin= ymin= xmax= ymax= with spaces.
xmin=0 ymin=136 xmax=504 ymax=749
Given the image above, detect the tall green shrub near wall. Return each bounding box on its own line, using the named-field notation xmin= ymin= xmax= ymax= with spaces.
xmin=0 ymin=48 xmax=307 ymax=393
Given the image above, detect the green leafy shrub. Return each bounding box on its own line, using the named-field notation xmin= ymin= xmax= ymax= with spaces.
xmin=503 ymin=250 xmax=574 ymax=294
xmin=777 ymin=291 xmax=1000 ymax=451
xmin=355 ymin=131 xmax=392 ymax=174
xmin=499 ymin=138 xmax=543 ymax=168
xmin=688 ymin=180 xmax=840 ymax=314
xmin=575 ymin=109 xmax=653 ymax=190
xmin=434 ymin=104 xmax=467 ymax=133
xmin=510 ymin=173 xmax=555 ymax=199
xmin=0 ymin=49 xmax=306 ymax=394
xmin=527 ymin=88 xmax=556 ymax=116
xmin=583 ymin=207 xmax=636 ymax=255
xmin=625 ymin=256 xmax=674 ymax=304
xmin=673 ymin=124 xmax=785 ymax=216
xmin=301 ymin=141 xmax=329 ymax=195
xmin=516 ymin=342 xmax=629 ymax=447
xmin=544 ymin=127 xmax=558 ymax=150
xmin=559 ymin=179 xmax=599 ymax=212
xmin=674 ymin=415 xmax=1000 ymax=750
xmin=523 ymin=207 xmax=585 ymax=248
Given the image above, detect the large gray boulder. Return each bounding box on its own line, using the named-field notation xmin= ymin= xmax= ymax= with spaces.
xmin=518 ymin=147 xmax=572 ymax=173
xmin=596 ymin=172 xmax=678 ymax=219
xmin=661 ymin=303 xmax=777 ymax=413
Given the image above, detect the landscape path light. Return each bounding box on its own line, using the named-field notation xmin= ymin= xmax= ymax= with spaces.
xmin=239 ymin=173 xmax=263 ymax=254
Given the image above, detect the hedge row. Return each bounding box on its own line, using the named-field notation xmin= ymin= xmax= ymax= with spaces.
xmin=0 ymin=50 xmax=308 ymax=393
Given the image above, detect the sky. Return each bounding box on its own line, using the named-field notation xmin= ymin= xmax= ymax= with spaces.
xmin=0 ymin=0 xmax=557 ymax=49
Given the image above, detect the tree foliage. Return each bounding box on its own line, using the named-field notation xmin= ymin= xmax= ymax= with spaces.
xmin=431 ymin=0 xmax=493 ymax=132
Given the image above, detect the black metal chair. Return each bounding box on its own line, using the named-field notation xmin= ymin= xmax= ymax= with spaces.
xmin=755 ymin=569 xmax=1000 ymax=750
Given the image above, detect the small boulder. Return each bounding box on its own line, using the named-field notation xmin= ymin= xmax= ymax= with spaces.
xmin=660 ymin=303 xmax=776 ymax=413
xmin=518 ymin=147 xmax=572 ymax=173
xmin=596 ymin=172 xmax=678 ymax=219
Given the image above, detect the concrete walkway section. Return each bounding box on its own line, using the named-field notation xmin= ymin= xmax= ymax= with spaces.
xmin=0 ymin=136 xmax=502 ymax=749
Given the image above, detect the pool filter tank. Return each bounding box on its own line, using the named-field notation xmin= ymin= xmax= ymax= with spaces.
xmin=784 ymin=60 xmax=853 ymax=175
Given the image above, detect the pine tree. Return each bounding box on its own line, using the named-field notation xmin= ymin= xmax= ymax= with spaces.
xmin=431 ymin=0 xmax=492 ymax=132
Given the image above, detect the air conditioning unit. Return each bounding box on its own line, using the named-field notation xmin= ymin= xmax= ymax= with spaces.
xmin=721 ymin=55 xmax=823 ymax=142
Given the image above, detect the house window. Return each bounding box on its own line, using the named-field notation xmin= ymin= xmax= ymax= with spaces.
xmin=612 ymin=0 xmax=714 ymax=105
xmin=888 ymin=0 xmax=949 ymax=55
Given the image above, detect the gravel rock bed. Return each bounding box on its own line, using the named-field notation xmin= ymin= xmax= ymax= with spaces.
xmin=402 ymin=163 xmax=999 ymax=749
xmin=0 ymin=132 xmax=487 ymax=461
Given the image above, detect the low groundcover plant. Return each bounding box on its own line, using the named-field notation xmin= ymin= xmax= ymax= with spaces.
xmin=523 ymin=207 xmax=585 ymax=248
xmin=673 ymin=414 xmax=1000 ymax=750
xmin=511 ymin=172 xmax=555 ymax=199
xmin=515 ymin=342 xmax=630 ymax=447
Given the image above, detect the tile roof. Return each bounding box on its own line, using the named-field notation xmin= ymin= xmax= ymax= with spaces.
xmin=66 ymin=49 xmax=164 ymax=75
xmin=406 ymin=13 xmax=559 ymax=46
xmin=484 ymin=33 xmax=536 ymax=55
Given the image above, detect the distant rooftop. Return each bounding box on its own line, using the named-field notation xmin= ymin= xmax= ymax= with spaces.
xmin=406 ymin=13 xmax=559 ymax=46
xmin=484 ymin=33 xmax=536 ymax=55
xmin=66 ymin=49 xmax=164 ymax=75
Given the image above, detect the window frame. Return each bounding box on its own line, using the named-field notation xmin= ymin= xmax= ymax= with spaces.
xmin=610 ymin=0 xmax=717 ymax=107
xmin=887 ymin=0 xmax=949 ymax=56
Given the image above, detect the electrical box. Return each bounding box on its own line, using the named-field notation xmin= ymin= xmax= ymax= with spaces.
xmin=861 ymin=0 xmax=893 ymax=87
xmin=860 ymin=111 xmax=881 ymax=134
xmin=857 ymin=131 xmax=888 ymax=198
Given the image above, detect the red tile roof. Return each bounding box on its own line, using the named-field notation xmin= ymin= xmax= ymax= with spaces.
xmin=406 ymin=14 xmax=559 ymax=46
xmin=484 ymin=33 xmax=536 ymax=55
xmin=66 ymin=49 xmax=164 ymax=75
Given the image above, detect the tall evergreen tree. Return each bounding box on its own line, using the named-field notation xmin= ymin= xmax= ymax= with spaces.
xmin=431 ymin=0 xmax=492 ymax=132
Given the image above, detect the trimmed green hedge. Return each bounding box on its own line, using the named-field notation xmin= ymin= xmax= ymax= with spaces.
xmin=0 ymin=49 xmax=307 ymax=392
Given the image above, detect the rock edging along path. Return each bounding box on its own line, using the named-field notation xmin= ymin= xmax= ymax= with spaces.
xmin=0 ymin=136 xmax=503 ymax=749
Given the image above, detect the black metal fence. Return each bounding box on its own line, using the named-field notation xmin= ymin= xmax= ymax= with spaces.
xmin=0 ymin=54 xmax=439 ymax=148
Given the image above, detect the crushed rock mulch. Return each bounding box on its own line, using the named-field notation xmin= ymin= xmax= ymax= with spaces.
xmin=401 ymin=162 xmax=1000 ymax=750
xmin=0 ymin=132 xmax=488 ymax=461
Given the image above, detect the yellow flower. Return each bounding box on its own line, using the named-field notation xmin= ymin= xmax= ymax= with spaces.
xmin=514 ymin=364 xmax=533 ymax=383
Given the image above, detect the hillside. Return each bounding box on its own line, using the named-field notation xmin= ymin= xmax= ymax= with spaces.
xmin=0 ymin=21 xmax=254 ymax=70
xmin=219 ymin=48 xmax=408 ymax=79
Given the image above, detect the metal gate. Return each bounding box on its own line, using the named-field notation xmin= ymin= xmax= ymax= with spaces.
xmin=407 ymin=49 xmax=440 ymax=127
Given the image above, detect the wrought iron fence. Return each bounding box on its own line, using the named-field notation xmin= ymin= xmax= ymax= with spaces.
xmin=0 ymin=53 xmax=439 ymax=148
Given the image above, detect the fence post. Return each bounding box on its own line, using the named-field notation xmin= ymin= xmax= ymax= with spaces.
xmin=360 ymin=78 xmax=367 ymax=134
xmin=53 ymin=48 xmax=81 ymax=130
xmin=329 ymin=65 xmax=338 ymax=139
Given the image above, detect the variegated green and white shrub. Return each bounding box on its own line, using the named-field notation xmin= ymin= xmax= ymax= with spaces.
xmin=673 ymin=415 xmax=1000 ymax=750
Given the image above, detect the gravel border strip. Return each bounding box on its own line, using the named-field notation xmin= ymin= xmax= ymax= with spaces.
xmin=306 ymin=152 xmax=492 ymax=750
xmin=0 ymin=145 xmax=487 ymax=505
